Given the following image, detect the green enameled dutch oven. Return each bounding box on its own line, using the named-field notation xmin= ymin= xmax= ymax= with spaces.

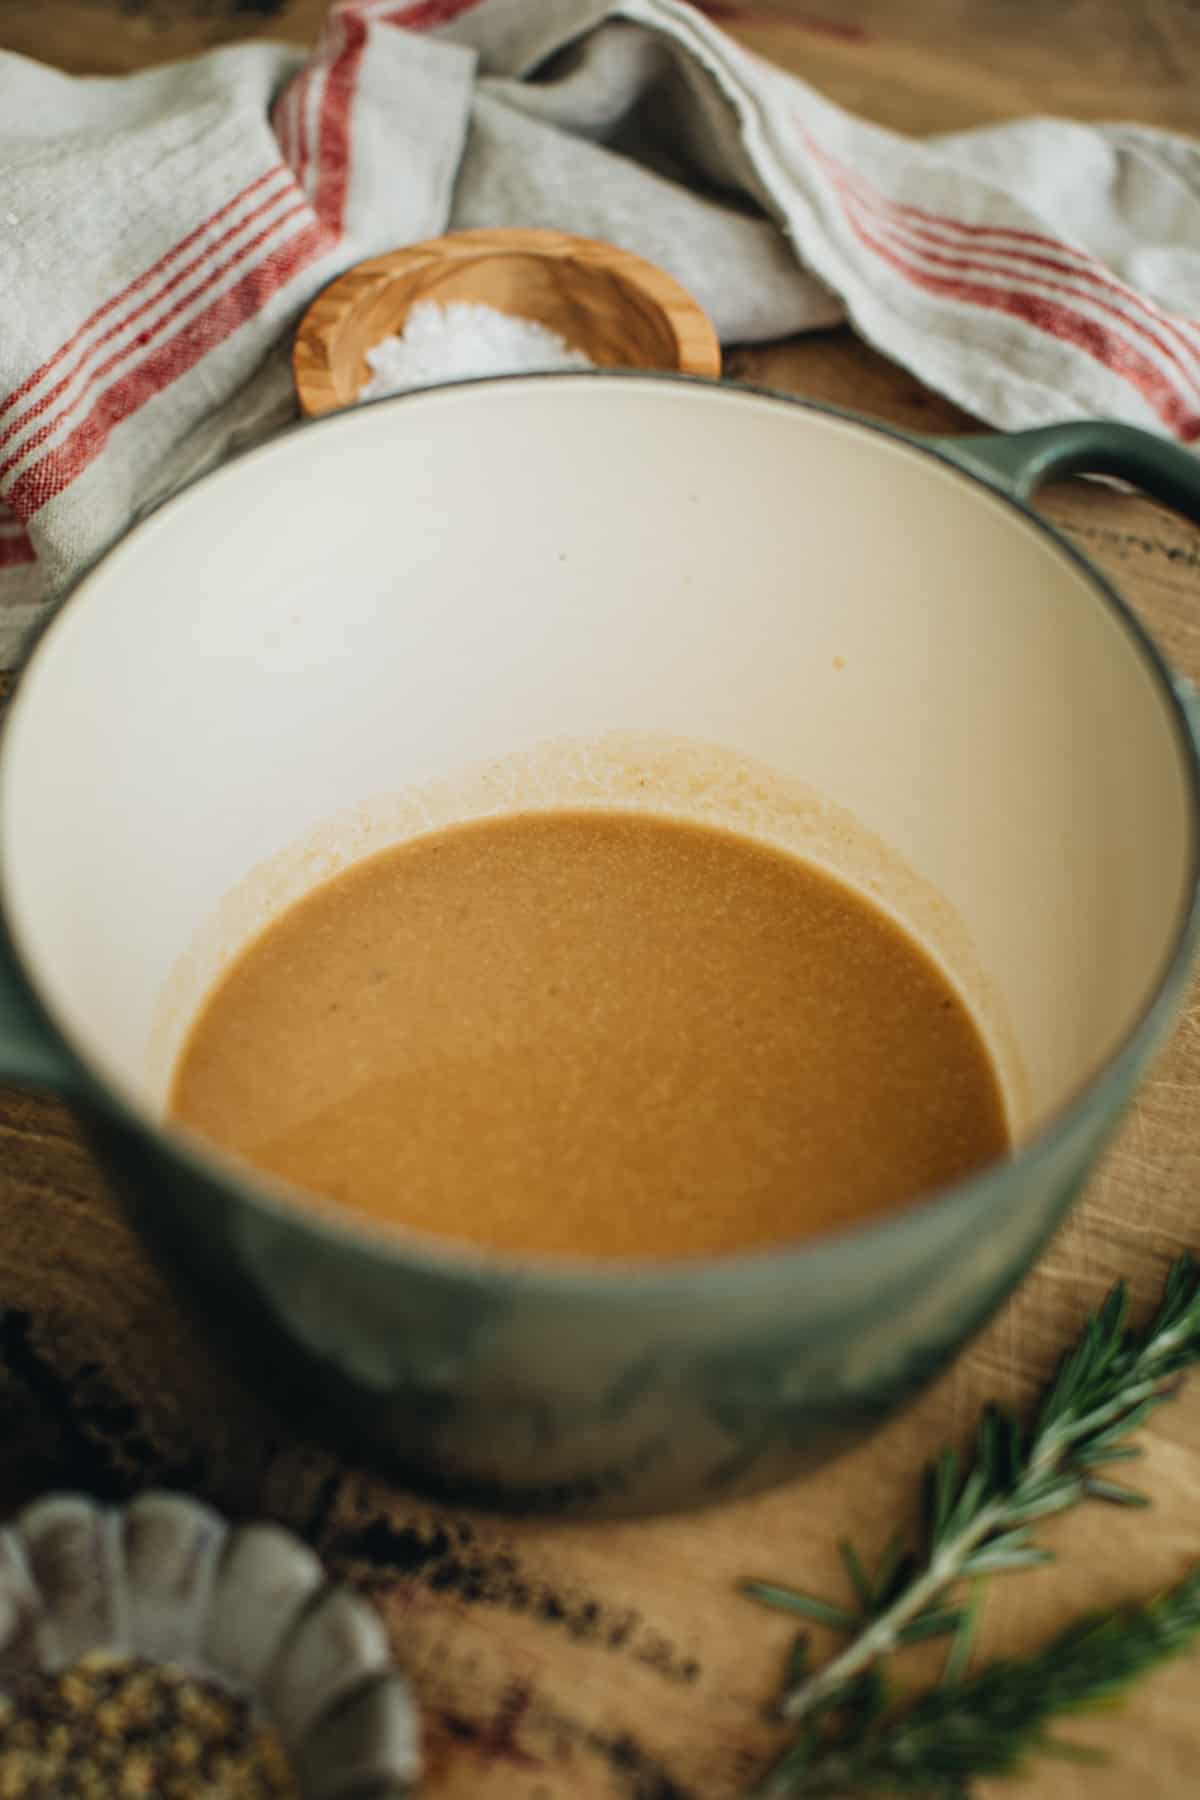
xmin=1 ymin=377 xmax=1198 ymax=1516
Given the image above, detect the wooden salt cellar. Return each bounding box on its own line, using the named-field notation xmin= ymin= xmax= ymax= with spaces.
xmin=292 ymin=227 xmax=722 ymax=417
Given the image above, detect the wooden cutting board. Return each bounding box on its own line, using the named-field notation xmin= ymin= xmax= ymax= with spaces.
xmin=0 ymin=4 xmax=1198 ymax=1797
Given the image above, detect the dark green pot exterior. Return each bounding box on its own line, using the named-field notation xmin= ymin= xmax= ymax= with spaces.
xmin=2 ymin=401 xmax=1199 ymax=1518
xmin=86 ymin=1094 xmax=1109 ymax=1516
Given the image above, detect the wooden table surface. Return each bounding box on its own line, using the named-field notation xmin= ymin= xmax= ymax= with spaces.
xmin=1 ymin=4 xmax=1199 ymax=1796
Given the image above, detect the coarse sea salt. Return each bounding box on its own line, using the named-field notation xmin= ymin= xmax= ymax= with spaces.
xmin=359 ymin=299 xmax=594 ymax=400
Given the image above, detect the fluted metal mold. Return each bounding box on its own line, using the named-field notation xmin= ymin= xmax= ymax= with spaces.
xmin=0 ymin=1492 xmax=419 ymax=1798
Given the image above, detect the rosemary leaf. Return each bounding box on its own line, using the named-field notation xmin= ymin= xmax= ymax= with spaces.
xmin=870 ymin=1534 xmax=909 ymax=1611
xmin=839 ymin=1540 xmax=874 ymax=1613
xmin=788 ymin=1636 xmax=812 ymax=1683
xmin=742 ymin=1582 xmax=859 ymax=1631
xmin=1081 ymin=1478 xmax=1152 ymax=1507
xmin=940 ymin=1581 xmax=984 ymax=1687
xmin=958 ymin=1543 xmax=1054 ymax=1576
xmin=1073 ymin=1443 xmax=1143 ymax=1469
xmin=894 ymin=1609 xmax=963 ymax=1647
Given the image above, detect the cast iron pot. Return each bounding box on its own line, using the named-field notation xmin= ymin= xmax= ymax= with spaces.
xmin=1 ymin=376 xmax=1198 ymax=1516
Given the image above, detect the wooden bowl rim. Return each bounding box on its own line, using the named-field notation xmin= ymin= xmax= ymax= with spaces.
xmin=292 ymin=227 xmax=722 ymax=418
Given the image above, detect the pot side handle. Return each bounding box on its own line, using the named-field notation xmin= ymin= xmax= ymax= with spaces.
xmin=0 ymin=917 xmax=79 ymax=1094
xmin=928 ymin=421 xmax=1200 ymax=525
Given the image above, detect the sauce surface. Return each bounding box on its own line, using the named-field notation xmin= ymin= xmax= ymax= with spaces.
xmin=171 ymin=811 xmax=1008 ymax=1258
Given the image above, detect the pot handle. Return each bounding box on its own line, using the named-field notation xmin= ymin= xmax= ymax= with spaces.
xmin=0 ymin=917 xmax=79 ymax=1094
xmin=927 ymin=421 xmax=1200 ymax=525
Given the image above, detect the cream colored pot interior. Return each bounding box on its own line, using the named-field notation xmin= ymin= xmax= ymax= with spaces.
xmin=2 ymin=378 xmax=1193 ymax=1152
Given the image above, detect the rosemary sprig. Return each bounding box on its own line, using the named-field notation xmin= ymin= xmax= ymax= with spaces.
xmin=744 ymin=1253 xmax=1200 ymax=1732
xmin=759 ymin=1564 xmax=1200 ymax=1797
